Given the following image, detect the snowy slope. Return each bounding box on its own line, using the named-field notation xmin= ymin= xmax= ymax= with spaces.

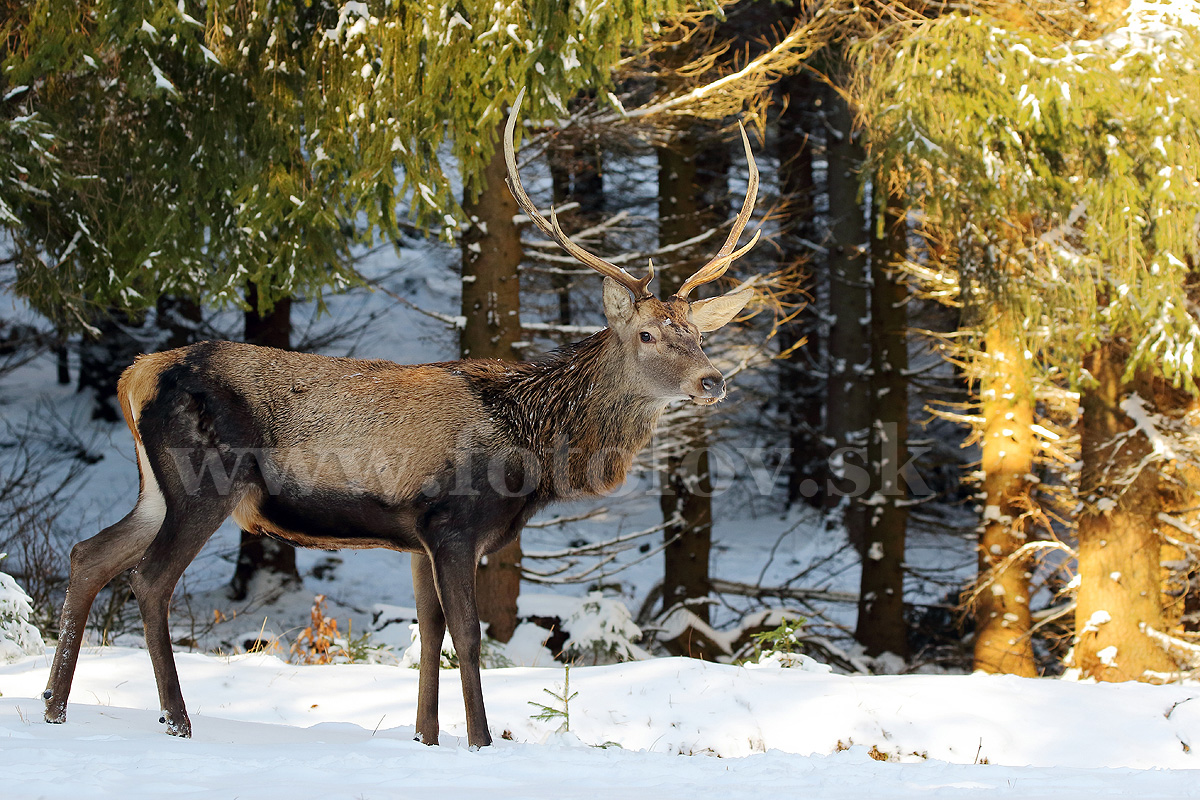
xmin=2 ymin=647 xmax=1199 ymax=799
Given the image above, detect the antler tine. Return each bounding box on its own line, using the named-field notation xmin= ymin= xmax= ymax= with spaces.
xmin=504 ymin=88 xmax=653 ymax=299
xmin=674 ymin=121 xmax=761 ymax=301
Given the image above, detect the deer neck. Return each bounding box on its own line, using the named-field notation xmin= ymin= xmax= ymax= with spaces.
xmin=480 ymin=329 xmax=665 ymax=499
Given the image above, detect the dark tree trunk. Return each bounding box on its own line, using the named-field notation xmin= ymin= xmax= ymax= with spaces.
xmin=549 ymin=122 xmax=604 ymax=327
xmin=656 ymin=127 xmax=727 ymax=637
xmin=823 ymin=84 xmax=871 ymax=551
xmin=77 ymin=310 xmax=143 ymax=422
xmin=856 ymin=182 xmax=910 ymax=659
xmin=156 ymin=294 xmax=203 ymax=351
xmin=775 ymin=68 xmax=825 ymax=507
xmin=55 ymin=326 xmax=71 ymax=385
xmin=462 ymin=124 xmax=524 ymax=644
xmin=228 ymin=285 xmax=301 ymax=602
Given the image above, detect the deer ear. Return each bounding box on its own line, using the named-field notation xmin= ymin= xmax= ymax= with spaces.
xmin=689 ymin=286 xmax=753 ymax=332
xmin=602 ymin=277 xmax=637 ymax=328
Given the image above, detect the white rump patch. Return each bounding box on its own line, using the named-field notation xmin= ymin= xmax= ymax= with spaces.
xmin=130 ymin=407 xmax=167 ymax=532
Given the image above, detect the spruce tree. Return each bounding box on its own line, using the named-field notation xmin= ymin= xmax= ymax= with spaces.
xmin=3 ymin=0 xmax=713 ymax=322
xmin=858 ymin=8 xmax=1200 ymax=679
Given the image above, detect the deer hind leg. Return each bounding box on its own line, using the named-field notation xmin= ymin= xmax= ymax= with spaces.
xmin=127 ymin=497 xmax=236 ymax=738
xmin=44 ymin=483 xmax=166 ymax=724
xmin=428 ymin=541 xmax=491 ymax=749
xmin=411 ymin=552 xmax=446 ymax=745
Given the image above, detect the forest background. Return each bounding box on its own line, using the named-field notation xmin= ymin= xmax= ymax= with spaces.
xmin=2 ymin=0 xmax=1200 ymax=687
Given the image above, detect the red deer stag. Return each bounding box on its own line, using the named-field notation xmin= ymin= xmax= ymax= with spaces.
xmin=43 ymin=88 xmax=760 ymax=748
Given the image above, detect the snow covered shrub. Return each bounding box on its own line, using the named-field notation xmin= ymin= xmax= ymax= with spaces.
xmin=0 ymin=555 xmax=46 ymax=663
xmin=561 ymin=593 xmax=650 ymax=665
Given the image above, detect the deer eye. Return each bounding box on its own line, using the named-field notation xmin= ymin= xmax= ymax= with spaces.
xmin=639 ymin=331 xmax=654 ymax=344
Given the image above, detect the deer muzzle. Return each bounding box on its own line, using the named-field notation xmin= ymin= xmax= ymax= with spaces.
xmin=691 ymin=372 xmax=726 ymax=405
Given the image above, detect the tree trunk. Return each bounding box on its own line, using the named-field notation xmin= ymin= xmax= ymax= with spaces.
xmin=156 ymin=294 xmax=203 ymax=351
xmin=462 ymin=124 xmax=524 ymax=644
xmin=229 ymin=285 xmax=301 ymax=602
xmin=656 ymin=127 xmax=727 ymax=634
xmin=856 ymin=182 xmax=910 ymax=659
xmin=55 ymin=328 xmax=70 ymax=385
xmin=1158 ymin=391 xmax=1200 ymax=635
xmin=77 ymin=310 xmax=143 ymax=422
xmin=972 ymin=311 xmax=1036 ymax=676
xmin=776 ymin=68 xmax=826 ymax=507
xmin=1074 ymin=342 xmax=1175 ymax=680
xmin=549 ymin=121 xmax=604 ymax=327
xmin=824 ymin=84 xmax=872 ymax=550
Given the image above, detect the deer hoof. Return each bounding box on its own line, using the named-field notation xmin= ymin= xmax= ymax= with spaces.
xmin=44 ymin=694 xmax=66 ymax=724
xmin=162 ymin=712 xmax=192 ymax=738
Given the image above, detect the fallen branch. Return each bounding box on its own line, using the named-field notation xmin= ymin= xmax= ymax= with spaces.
xmin=709 ymin=578 xmax=858 ymax=605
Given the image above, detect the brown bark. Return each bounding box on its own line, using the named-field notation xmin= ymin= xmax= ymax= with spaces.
xmin=1150 ymin=390 xmax=1200 ymax=637
xmin=1074 ymin=342 xmax=1175 ymax=680
xmin=229 ymin=285 xmax=300 ymax=601
xmin=77 ymin=309 xmax=143 ymax=422
xmin=972 ymin=313 xmax=1036 ymax=676
xmin=776 ymin=68 xmax=825 ymax=508
xmin=462 ymin=125 xmax=524 ymax=643
xmin=855 ymin=183 xmax=910 ymax=658
xmin=548 ymin=123 xmax=604 ymax=327
xmin=824 ymin=83 xmax=871 ymax=551
xmin=656 ymin=127 xmax=726 ymax=629
xmin=156 ymin=294 xmax=203 ymax=351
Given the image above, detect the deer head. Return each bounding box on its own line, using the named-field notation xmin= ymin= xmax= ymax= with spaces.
xmin=504 ymin=88 xmax=760 ymax=406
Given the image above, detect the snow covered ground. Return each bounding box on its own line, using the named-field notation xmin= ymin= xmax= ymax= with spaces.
xmin=2 ymin=647 xmax=1199 ymax=799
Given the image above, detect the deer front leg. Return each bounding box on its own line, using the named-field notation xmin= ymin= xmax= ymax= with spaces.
xmin=430 ymin=543 xmax=492 ymax=749
xmin=126 ymin=503 xmax=229 ymax=737
xmin=411 ymin=552 xmax=446 ymax=746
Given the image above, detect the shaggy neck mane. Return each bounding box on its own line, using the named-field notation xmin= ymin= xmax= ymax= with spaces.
xmin=461 ymin=329 xmax=665 ymax=500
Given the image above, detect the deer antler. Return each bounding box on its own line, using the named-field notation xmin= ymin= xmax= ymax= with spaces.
xmin=504 ymin=88 xmax=654 ymax=300
xmin=673 ymin=123 xmax=761 ymax=301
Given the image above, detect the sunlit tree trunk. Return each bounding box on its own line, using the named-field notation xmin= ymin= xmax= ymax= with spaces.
xmin=462 ymin=125 xmax=524 ymax=644
xmin=973 ymin=311 xmax=1036 ymax=676
xmin=1074 ymin=0 xmax=1171 ymax=682
xmin=1074 ymin=342 xmax=1175 ymax=680
xmin=1159 ymin=391 xmax=1200 ymax=636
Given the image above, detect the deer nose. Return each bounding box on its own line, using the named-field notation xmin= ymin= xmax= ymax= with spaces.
xmin=700 ymin=374 xmax=724 ymax=398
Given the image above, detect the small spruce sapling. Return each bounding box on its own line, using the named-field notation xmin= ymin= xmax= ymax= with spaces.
xmin=745 ymin=617 xmax=808 ymax=667
xmin=529 ymin=664 xmax=578 ymax=734
xmin=400 ymin=622 xmax=512 ymax=669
